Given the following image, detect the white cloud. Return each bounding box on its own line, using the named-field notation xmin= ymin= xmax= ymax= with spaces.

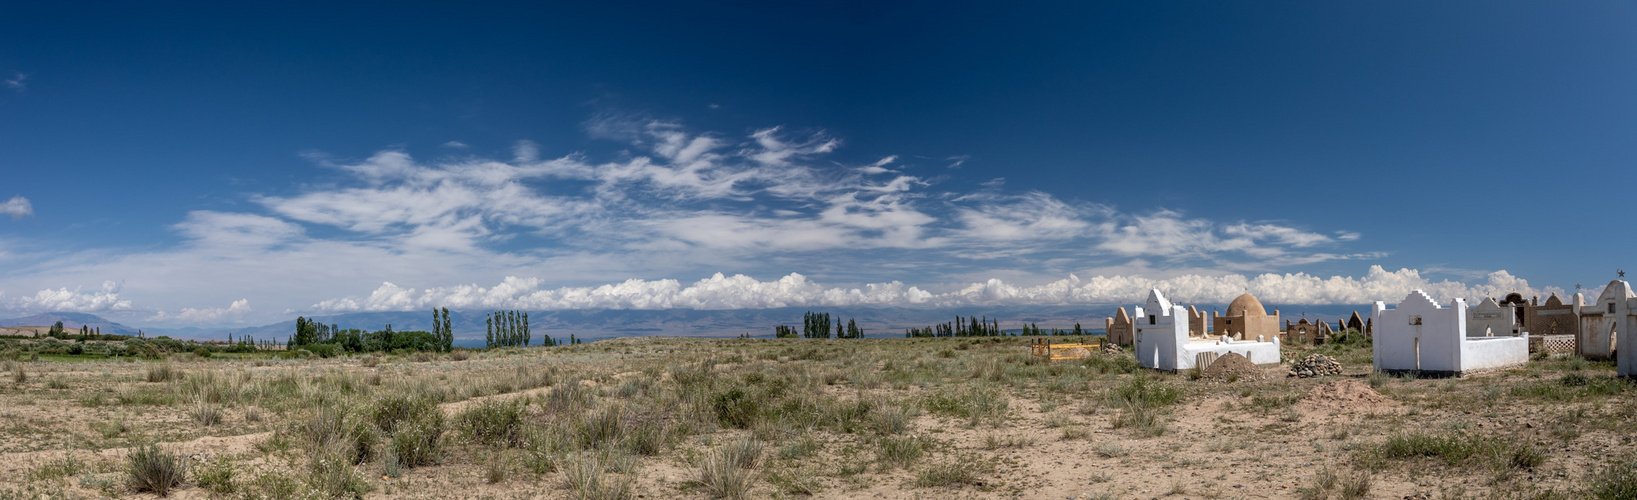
xmin=311 ymin=266 xmax=1558 ymax=313
xmin=150 ymin=299 xmax=251 ymax=323
xmin=9 ymin=281 xmax=132 ymax=313
xmin=0 ymin=116 xmax=1379 ymax=323
xmin=2 ymin=73 xmax=24 ymax=92
xmin=954 ymin=191 xmax=1094 ymax=241
xmin=313 ymin=272 xmax=935 ymax=312
xmin=941 ymin=266 xmax=1562 ymax=307
xmin=172 ymin=211 xmax=304 ymax=248
xmin=1093 ymin=210 xmax=1350 ymax=265
xmin=1 ymin=196 xmax=32 ymax=219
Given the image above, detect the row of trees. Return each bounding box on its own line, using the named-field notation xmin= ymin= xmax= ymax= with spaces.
xmin=33 ymin=321 xmax=128 ymax=341
xmin=1024 ymin=322 xmax=1085 ymax=336
xmin=775 ymin=312 xmax=864 ymax=338
xmin=430 ymin=308 xmax=455 ymax=352
xmin=289 ymin=317 xmax=441 ymax=353
xmin=487 ymin=310 xmax=558 ymax=348
xmin=906 ymin=315 xmax=1003 ymax=337
xmin=292 ymin=317 xmax=339 ymax=346
xmin=283 ymin=309 xmax=578 ymax=353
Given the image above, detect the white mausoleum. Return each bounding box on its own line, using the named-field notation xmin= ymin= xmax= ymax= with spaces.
xmin=1467 ymin=297 xmax=1523 ymax=337
xmin=1577 ymin=280 xmax=1637 ymax=377
xmin=1373 ymin=290 xmax=1529 ymax=376
xmin=1133 ymin=289 xmax=1280 ymax=372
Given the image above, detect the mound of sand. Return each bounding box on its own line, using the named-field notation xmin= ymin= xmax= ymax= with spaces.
xmin=1296 ymin=379 xmax=1397 ymax=413
xmin=1201 ymin=353 xmax=1266 ymax=381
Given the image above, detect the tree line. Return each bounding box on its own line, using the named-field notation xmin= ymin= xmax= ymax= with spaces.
xmin=774 ymin=311 xmax=863 ymax=338
xmin=288 ymin=316 xmax=443 ymax=354
xmin=905 ymin=315 xmax=1002 ymax=337
xmin=486 ymin=309 xmax=564 ymax=348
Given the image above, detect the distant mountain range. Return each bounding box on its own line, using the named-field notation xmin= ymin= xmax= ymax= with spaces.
xmin=0 ymin=312 xmax=144 ymax=336
xmin=1 ymin=302 xmax=1377 ymax=342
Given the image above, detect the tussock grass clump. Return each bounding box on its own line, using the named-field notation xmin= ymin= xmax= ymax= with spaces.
xmin=192 ymin=400 xmax=222 ymax=426
xmin=721 ymin=436 xmax=763 ymax=470
xmin=1361 ymin=432 xmax=1544 ymax=472
xmin=145 ymin=363 xmax=181 ymax=383
xmin=485 ymin=450 xmax=514 ymax=484
xmin=697 ymin=438 xmax=761 ymax=499
xmin=12 ymin=364 xmax=26 ymax=384
xmin=546 ymin=380 xmax=593 ymax=415
xmin=1297 ymin=467 xmax=1371 ymax=500
xmin=458 ymin=399 xmax=528 ymax=447
xmin=921 ymin=384 xmax=1009 ymax=425
xmin=389 ymin=410 xmax=445 ymax=467
xmin=778 ymin=435 xmax=819 ymax=460
xmin=1509 ymin=374 xmax=1629 ymax=401
xmin=1108 ymin=375 xmax=1181 ymax=437
xmin=712 ymin=388 xmax=759 ymax=429
xmin=1587 ymin=458 xmax=1637 ymax=499
xmin=870 ymin=402 xmax=911 ymax=435
xmin=194 ymin=459 xmax=237 ymax=494
xmin=307 ymin=439 xmax=372 ymax=499
xmin=28 ymin=455 xmax=85 ymax=481
xmin=624 ymin=418 xmax=669 ymax=456
xmin=565 ymin=458 xmax=633 ymax=500
xmin=289 ymin=405 xmax=379 ymax=465
xmin=574 ymin=404 xmax=630 ymax=450
xmin=915 ymin=455 xmax=987 ymax=488
xmin=127 ymin=444 xmax=186 ymax=497
xmin=1081 ymin=353 xmax=1138 ymax=375
xmin=981 ymin=432 xmax=1035 ymax=449
xmin=371 ymin=394 xmax=440 ymax=434
xmin=875 ymin=436 xmax=929 ymax=469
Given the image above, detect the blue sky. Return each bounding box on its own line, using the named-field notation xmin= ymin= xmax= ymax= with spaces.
xmin=1 ymin=1 xmax=1633 ymax=326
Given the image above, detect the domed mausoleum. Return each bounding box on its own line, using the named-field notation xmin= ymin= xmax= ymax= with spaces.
xmin=1212 ymin=293 xmax=1281 ymax=341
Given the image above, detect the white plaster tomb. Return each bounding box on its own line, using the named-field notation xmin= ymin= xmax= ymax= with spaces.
xmin=1467 ymin=297 xmax=1523 ymax=337
xmin=1373 ymin=290 xmax=1528 ymax=376
xmin=1133 ymin=289 xmax=1280 ymax=372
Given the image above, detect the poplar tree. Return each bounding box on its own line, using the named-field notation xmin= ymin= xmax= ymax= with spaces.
xmin=523 ymin=312 xmax=530 ymax=347
xmin=486 ymin=313 xmax=494 ymax=349
xmin=441 ymin=308 xmax=453 ymax=352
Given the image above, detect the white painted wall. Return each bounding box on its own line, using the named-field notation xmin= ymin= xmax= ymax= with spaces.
xmin=1375 ymin=289 xmax=1527 ymax=374
xmin=1179 ymin=338 xmax=1281 ymax=368
xmin=1461 ymin=336 xmax=1530 ymax=372
xmin=1593 ymin=280 xmax=1637 ymax=377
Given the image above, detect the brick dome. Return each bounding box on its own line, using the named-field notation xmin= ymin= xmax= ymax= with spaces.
xmin=1226 ymin=293 xmax=1267 ymax=317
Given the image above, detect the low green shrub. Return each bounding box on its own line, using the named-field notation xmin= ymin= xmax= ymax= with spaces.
xmin=458 ymin=399 xmax=528 ymax=447
xmin=389 ymin=411 xmax=445 ymax=467
xmin=127 ymin=444 xmax=186 ymax=496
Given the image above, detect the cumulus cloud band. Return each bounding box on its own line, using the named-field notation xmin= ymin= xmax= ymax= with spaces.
xmin=311 ymin=266 xmax=1558 ymax=313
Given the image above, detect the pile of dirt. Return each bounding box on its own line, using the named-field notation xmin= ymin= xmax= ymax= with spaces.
xmin=1287 ymin=354 xmax=1343 ymax=378
xmin=1296 ymin=379 xmax=1397 ymax=413
xmin=1200 ymin=352 xmax=1266 ymax=381
xmin=1102 ymin=343 xmax=1124 ymax=354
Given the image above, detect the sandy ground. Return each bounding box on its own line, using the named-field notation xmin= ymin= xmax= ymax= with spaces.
xmin=0 ymin=338 xmax=1629 ymax=499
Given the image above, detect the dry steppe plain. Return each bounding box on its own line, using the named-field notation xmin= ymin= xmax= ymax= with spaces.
xmin=0 ymin=336 xmax=1633 ymax=499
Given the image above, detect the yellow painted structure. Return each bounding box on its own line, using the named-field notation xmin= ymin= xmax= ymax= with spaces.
xmin=1029 ymin=338 xmax=1101 ymax=360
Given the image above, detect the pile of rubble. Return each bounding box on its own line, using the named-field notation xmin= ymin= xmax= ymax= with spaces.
xmin=1201 ymin=352 xmax=1267 ymax=381
xmin=1102 ymin=343 xmax=1123 ymax=354
xmin=1287 ymin=354 xmax=1342 ymax=378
